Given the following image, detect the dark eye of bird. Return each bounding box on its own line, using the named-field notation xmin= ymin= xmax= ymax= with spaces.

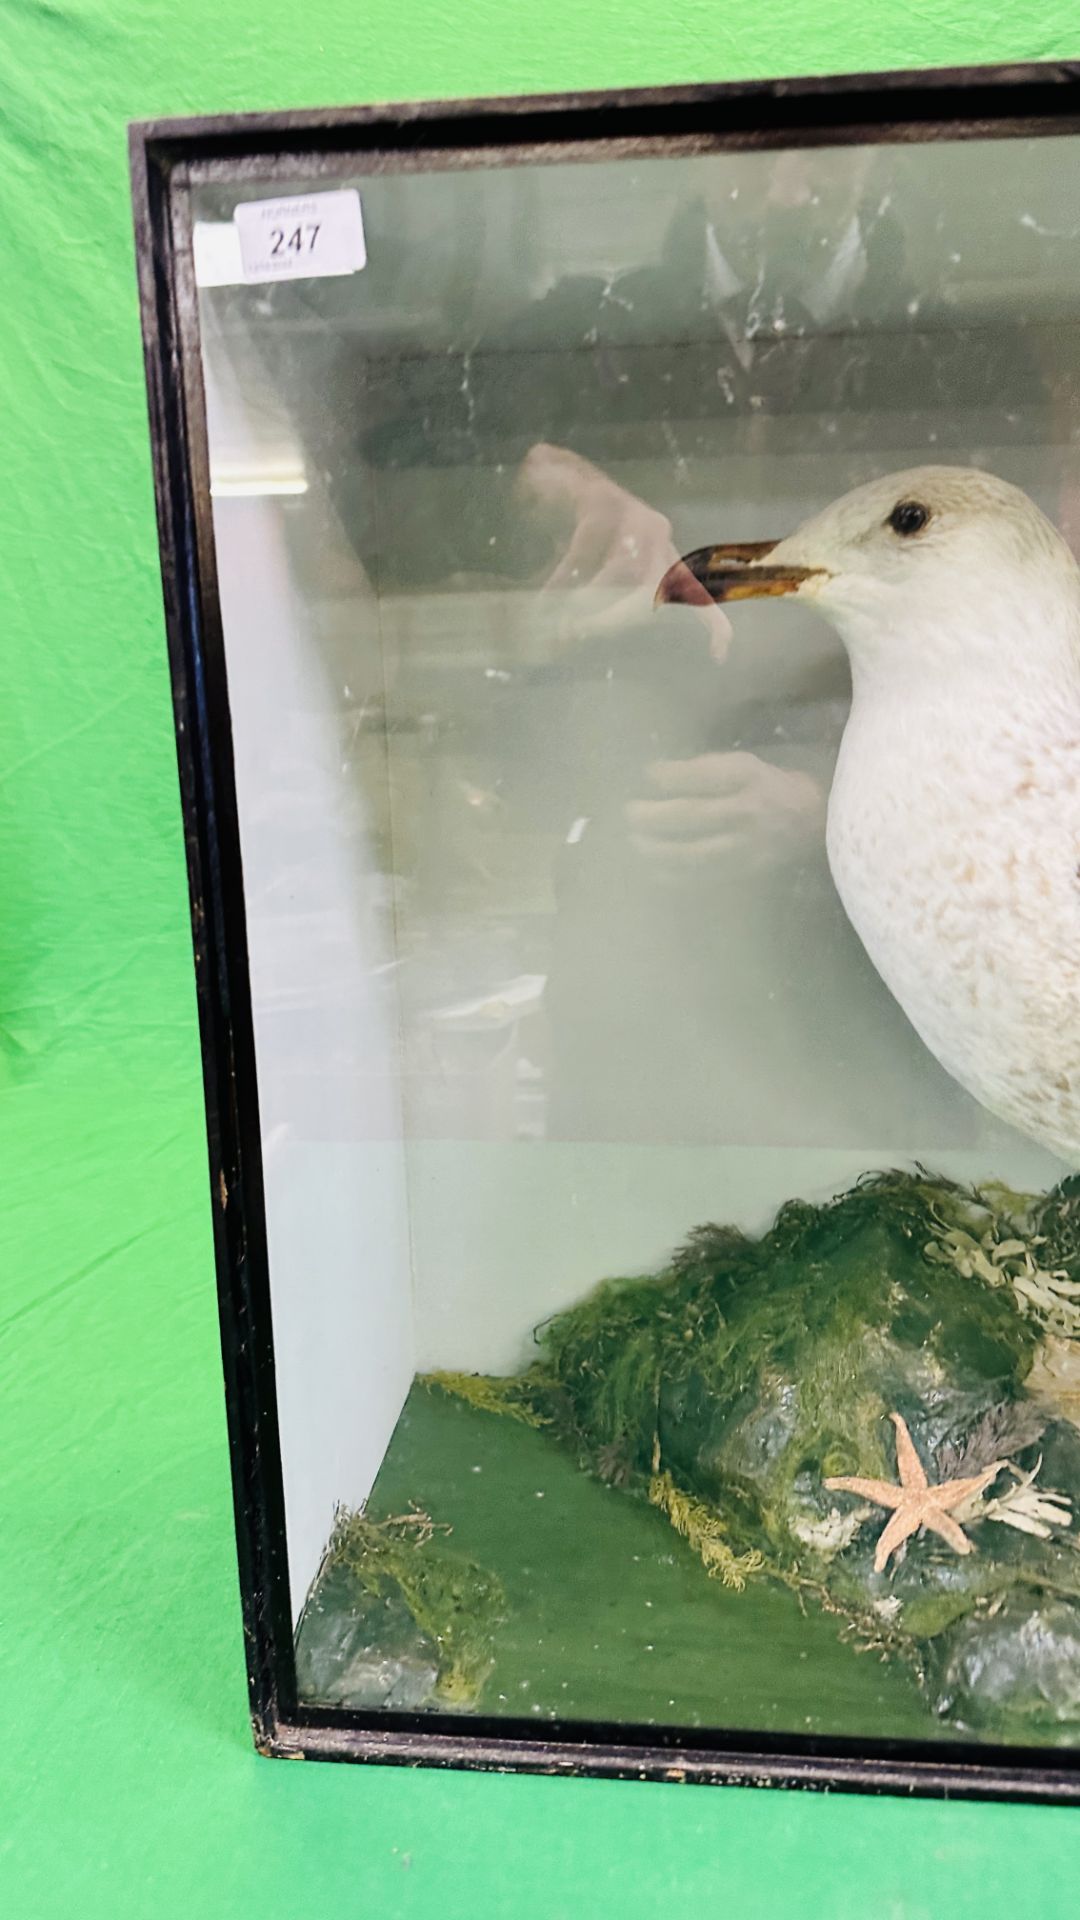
xmin=888 ymin=500 xmax=930 ymax=537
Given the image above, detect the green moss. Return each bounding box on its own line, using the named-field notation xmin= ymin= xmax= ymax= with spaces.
xmin=647 ymin=1470 xmax=765 ymax=1590
xmin=325 ymin=1506 xmax=506 ymax=1705
xmin=421 ymin=1369 xmax=551 ymax=1428
xmin=524 ymin=1171 xmax=1038 ymax=1532
xmin=443 ymin=1169 xmax=1080 ymax=1729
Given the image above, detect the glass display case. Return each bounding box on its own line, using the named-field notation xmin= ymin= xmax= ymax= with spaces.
xmin=132 ymin=65 xmax=1080 ymax=1796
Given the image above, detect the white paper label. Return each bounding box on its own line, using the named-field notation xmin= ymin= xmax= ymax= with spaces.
xmin=192 ymin=221 xmax=244 ymax=287
xmin=233 ymin=190 xmax=366 ymax=283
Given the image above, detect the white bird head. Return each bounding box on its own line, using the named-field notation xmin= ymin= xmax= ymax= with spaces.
xmin=657 ymin=466 xmax=1080 ymax=686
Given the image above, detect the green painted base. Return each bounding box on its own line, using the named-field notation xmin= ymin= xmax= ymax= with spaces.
xmin=297 ymin=1383 xmax=941 ymax=1740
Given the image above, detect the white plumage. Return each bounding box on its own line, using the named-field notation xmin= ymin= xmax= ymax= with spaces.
xmin=666 ymin=466 xmax=1080 ymax=1165
xmin=771 ymin=468 xmax=1080 ymax=1163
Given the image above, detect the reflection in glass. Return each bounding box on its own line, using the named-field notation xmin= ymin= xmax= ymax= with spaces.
xmin=194 ymin=135 xmax=1080 ymax=1745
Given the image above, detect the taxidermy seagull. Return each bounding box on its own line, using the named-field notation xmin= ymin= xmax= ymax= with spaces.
xmin=656 ymin=467 xmax=1080 ymax=1167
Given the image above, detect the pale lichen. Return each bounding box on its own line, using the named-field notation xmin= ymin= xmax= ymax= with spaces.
xmin=648 ymin=1471 xmax=765 ymax=1591
xmin=422 ymin=1369 xmax=550 ymax=1428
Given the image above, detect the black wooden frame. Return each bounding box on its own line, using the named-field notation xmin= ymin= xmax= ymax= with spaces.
xmin=131 ymin=61 xmax=1080 ymax=1800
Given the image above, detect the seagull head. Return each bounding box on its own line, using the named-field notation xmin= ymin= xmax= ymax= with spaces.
xmin=656 ymin=466 xmax=1080 ymax=681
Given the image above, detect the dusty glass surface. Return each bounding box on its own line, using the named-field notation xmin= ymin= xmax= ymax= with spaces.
xmin=193 ymin=134 xmax=1080 ymax=1746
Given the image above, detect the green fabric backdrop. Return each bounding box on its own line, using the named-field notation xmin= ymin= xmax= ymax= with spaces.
xmin=5 ymin=5 xmax=1080 ymax=1914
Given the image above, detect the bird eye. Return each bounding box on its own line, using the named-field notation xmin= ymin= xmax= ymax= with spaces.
xmin=888 ymin=500 xmax=930 ymax=537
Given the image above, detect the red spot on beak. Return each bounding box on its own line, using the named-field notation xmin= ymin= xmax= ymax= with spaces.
xmin=654 ymin=558 xmax=716 ymax=609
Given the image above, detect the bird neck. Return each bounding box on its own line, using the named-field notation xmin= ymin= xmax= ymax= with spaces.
xmin=837 ymin=585 xmax=1080 ymax=735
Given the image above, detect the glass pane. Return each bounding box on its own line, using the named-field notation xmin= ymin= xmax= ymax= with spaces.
xmin=192 ymin=132 xmax=1080 ymax=1747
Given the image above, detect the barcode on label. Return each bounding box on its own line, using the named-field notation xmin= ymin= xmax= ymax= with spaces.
xmin=233 ymin=191 xmax=366 ymax=283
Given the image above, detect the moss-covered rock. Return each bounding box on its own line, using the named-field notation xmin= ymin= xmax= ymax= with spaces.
xmin=296 ymin=1507 xmax=506 ymax=1711
xmin=434 ymin=1169 xmax=1080 ymax=1740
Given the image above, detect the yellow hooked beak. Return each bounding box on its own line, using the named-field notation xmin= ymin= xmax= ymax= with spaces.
xmin=655 ymin=540 xmax=825 ymax=607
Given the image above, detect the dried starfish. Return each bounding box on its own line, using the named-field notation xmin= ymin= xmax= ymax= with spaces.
xmin=824 ymin=1412 xmax=1005 ymax=1573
